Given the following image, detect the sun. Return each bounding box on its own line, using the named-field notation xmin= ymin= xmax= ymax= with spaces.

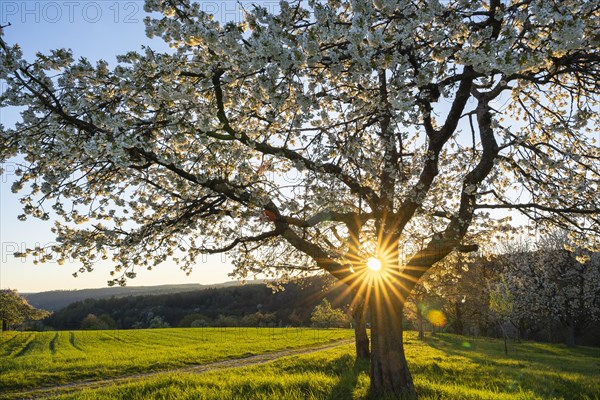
xmin=366 ymin=257 xmax=382 ymax=272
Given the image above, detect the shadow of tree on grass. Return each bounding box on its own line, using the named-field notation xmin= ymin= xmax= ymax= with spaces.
xmin=417 ymin=333 xmax=600 ymax=399
xmin=327 ymin=356 xmax=369 ymax=400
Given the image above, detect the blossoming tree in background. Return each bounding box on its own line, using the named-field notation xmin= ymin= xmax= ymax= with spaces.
xmin=501 ymin=234 xmax=600 ymax=347
xmin=1 ymin=0 xmax=599 ymax=397
xmin=0 ymin=290 xmax=50 ymax=331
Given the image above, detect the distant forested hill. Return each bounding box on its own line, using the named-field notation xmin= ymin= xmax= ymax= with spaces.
xmin=22 ymin=281 xmax=251 ymax=311
xmin=42 ymin=276 xmax=350 ymax=330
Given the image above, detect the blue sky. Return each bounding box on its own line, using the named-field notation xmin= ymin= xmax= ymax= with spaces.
xmin=0 ymin=0 xmax=262 ymax=292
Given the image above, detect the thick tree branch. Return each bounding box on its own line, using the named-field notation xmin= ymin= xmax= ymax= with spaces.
xmin=401 ymin=96 xmax=500 ymax=296
xmin=395 ymin=69 xmax=475 ymax=234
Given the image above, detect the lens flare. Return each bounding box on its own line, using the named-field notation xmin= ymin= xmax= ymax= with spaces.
xmin=426 ymin=310 xmax=447 ymax=327
xmin=366 ymin=257 xmax=382 ymax=272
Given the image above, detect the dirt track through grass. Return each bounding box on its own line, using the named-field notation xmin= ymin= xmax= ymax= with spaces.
xmin=1 ymin=338 xmax=354 ymax=400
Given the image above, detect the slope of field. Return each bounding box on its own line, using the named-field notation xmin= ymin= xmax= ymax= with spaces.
xmin=0 ymin=327 xmax=353 ymax=394
xmin=49 ymin=333 xmax=600 ymax=400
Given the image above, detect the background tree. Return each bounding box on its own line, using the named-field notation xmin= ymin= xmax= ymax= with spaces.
xmin=215 ymin=314 xmax=239 ymax=327
xmin=453 ymin=256 xmax=499 ymax=337
xmin=414 ymin=253 xmax=471 ymax=335
xmin=502 ymin=234 xmax=600 ymax=346
xmin=0 ymin=289 xmax=50 ymax=331
xmin=148 ymin=315 xmax=171 ymax=328
xmin=406 ymin=230 xmax=498 ymax=339
xmin=178 ymin=313 xmax=210 ymax=327
xmin=1 ymin=0 xmax=600 ymax=397
xmin=404 ymin=287 xmax=428 ymax=341
xmin=190 ymin=318 xmax=209 ymax=328
xmin=405 ymin=259 xmax=460 ymax=340
xmin=310 ymin=299 xmax=350 ymax=328
xmin=80 ymin=313 xmax=110 ymax=330
xmin=489 ymin=276 xmax=514 ymax=355
xmin=241 ymin=311 xmax=277 ymax=326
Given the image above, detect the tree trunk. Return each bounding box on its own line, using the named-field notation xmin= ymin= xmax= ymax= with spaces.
xmin=345 ymin=219 xmax=370 ymax=361
xmin=369 ymin=295 xmax=417 ymax=399
xmin=453 ymin=302 xmax=464 ymax=335
xmin=352 ymin=296 xmax=370 ymax=360
xmin=564 ymin=323 xmax=576 ymax=347
xmin=499 ymin=324 xmax=508 ymax=355
xmin=416 ymin=305 xmax=424 ymax=340
xmin=515 ymin=320 xmax=523 ymax=343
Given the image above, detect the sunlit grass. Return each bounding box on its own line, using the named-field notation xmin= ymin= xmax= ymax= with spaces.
xmin=2 ymin=330 xmax=598 ymax=399
xmin=47 ymin=331 xmax=600 ymax=400
xmin=409 ymin=333 xmax=600 ymax=399
xmin=0 ymin=327 xmax=353 ymax=392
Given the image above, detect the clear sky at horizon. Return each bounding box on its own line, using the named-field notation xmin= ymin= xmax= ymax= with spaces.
xmin=0 ymin=0 xmax=276 ymax=292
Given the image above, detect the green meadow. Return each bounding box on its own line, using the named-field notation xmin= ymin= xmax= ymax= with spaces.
xmin=1 ymin=329 xmax=599 ymax=399
xmin=0 ymin=327 xmax=352 ymax=393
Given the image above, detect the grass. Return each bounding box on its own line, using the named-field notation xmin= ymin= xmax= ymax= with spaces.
xmin=2 ymin=330 xmax=599 ymax=399
xmin=411 ymin=334 xmax=600 ymax=399
xmin=0 ymin=327 xmax=353 ymax=392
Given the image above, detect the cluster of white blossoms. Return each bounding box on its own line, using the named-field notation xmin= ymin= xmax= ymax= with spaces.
xmin=0 ymin=0 xmax=598 ymax=287
xmin=502 ymin=237 xmax=600 ymax=329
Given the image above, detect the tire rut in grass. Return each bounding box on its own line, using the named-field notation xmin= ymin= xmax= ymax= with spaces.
xmin=0 ymin=334 xmax=25 ymax=357
xmin=14 ymin=334 xmax=37 ymax=358
xmin=49 ymin=333 xmax=59 ymax=355
xmin=68 ymin=332 xmax=82 ymax=351
xmin=2 ymin=339 xmax=354 ymax=400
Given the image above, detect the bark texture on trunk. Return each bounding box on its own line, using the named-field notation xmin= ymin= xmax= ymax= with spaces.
xmin=369 ymin=294 xmax=416 ymax=399
xmin=352 ymin=296 xmax=370 ymax=360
